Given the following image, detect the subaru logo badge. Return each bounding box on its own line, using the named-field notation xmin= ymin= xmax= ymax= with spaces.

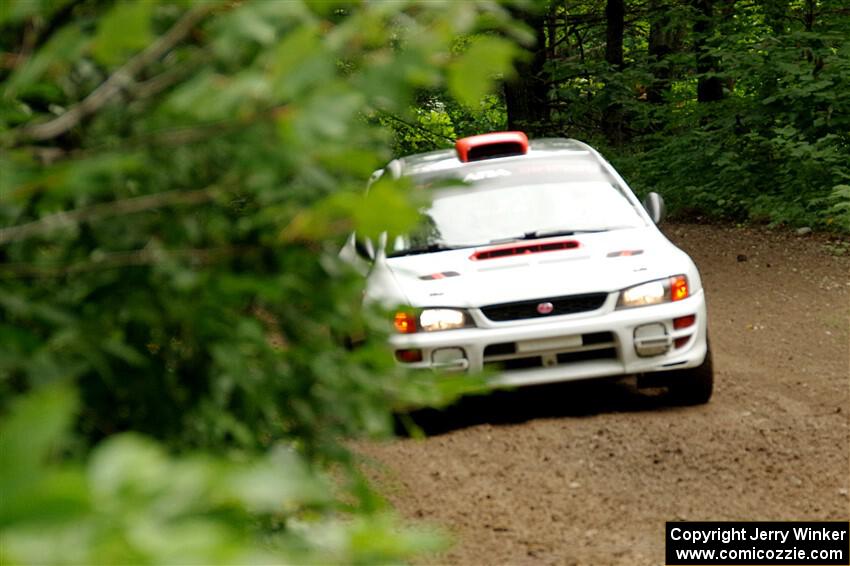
xmin=536 ymin=302 xmax=554 ymax=315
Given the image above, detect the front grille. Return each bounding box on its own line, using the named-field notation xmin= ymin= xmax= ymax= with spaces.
xmin=480 ymin=292 xmax=608 ymax=322
xmin=582 ymin=331 xmax=613 ymax=345
xmin=483 ymin=342 xmax=517 ymax=357
xmin=497 ymin=356 xmax=543 ymax=371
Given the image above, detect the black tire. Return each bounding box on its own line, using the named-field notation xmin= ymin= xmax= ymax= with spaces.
xmin=668 ymin=343 xmax=714 ymax=405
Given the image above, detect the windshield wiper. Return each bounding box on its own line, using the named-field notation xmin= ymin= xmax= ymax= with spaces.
xmin=487 ymin=228 xmax=610 ymax=244
xmin=525 ymin=227 xmax=610 ymax=239
xmin=387 ymin=243 xmax=463 ymax=257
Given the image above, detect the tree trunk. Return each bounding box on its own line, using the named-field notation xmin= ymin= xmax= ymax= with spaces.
xmin=546 ymin=2 xmax=557 ymax=62
xmin=693 ymin=0 xmax=724 ymax=103
xmin=602 ymin=0 xmax=625 ymax=145
xmin=504 ymin=10 xmax=549 ymax=135
xmin=647 ymin=0 xmax=683 ymax=104
xmin=605 ymin=0 xmax=625 ymax=71
xmin=763 ymin=0 xmax=789 ymax=34
xmin=804 ymin=0 xmax=815 ymax=31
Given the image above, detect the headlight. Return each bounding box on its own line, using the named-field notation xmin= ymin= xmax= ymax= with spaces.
xmin=393 ymin=308 xmax=471 ymax=333
xmin=617 ymin=275 xmax=689 ymax=309
xmin=420 ymin=309 xmax=467 ymax=331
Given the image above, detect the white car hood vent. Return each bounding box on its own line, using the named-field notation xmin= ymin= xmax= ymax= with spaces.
xmin=469 ymin=238 xmax=580 ymax=261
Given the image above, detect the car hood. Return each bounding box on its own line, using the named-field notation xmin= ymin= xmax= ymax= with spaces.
xmin=370 ymin=228 xmax=696 ymax=308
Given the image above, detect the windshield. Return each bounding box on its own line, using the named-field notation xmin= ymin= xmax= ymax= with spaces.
xmin=389 ymin=160 xmax=646 ymax=256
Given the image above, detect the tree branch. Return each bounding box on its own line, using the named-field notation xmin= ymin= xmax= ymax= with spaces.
xmin=376 ymin=110 xmax=455 ymax=144
xmin=0 ymin=245 xmax=248 ymax=279
xmin=0 ymin=187 xmax=219 ymax=246
xmin=13 ymin=3 xmax=216 ymax=144
xmin=14 ymin=103 xmax=286 ymax=166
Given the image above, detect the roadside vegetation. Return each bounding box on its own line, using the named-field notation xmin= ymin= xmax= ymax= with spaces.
xmin=391 ymin=0 xmax=850 ymax=230
xmin=0 ymin=0 xmax=847 ymax=564
xmin=0 ymin=1 xmax=522 ymax=562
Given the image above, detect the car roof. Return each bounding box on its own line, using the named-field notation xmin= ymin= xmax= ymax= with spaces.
xmin=389 ymin=138 xmax=599 ymax=179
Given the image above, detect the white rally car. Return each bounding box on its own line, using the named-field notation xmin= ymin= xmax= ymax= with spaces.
xmin=344 ymin=132 xmax=713 ymax=404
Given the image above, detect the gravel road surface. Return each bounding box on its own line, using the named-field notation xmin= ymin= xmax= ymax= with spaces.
xmin=359 ymin=223 xmax=850 ymax=565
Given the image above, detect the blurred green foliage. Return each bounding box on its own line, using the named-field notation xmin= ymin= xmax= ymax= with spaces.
xmin=0 ymin=386 xmax=444 ymax=564
xmin=0 ymin=1 xmax=520 ymax=562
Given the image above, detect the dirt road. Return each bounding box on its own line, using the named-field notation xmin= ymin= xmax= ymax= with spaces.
xmin=359 ymin=223 xmax=850 ymax=565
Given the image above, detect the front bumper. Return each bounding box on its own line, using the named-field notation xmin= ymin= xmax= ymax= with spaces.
xmin=389 ymin=291 xmax=708 ymax=388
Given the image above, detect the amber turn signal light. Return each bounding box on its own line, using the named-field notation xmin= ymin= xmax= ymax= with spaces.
xmin=394 ymin=311 xmax=417 ymax=334
xmin=671 ymin=275 xmax=689 ymax=301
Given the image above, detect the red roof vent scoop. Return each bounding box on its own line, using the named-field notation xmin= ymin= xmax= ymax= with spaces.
xmin=455 ymin=131 xmax=529 ymax=163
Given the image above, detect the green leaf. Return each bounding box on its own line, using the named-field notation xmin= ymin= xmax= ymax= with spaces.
xmin=91 ymin=1 xmax=154 ymax=68
xmin=2 ymin=24 xmax=89 ymax=97
xmin=87 ymin=434 xmax=169 ymax=506
xmin=448 ymin=36 xmax=517 ymax=108
xmin=0 ymin=0 xmax=74 ymax=26
xmin=0 ymin=385 xmax=79 ymax=525
xmin=266 ymin=24 xmax=336 ymax=100
xmin=222 ymin=446 xmax=330 ymax=512
xmin=355 ymin=177 xmax=424 ymax=239
xmin=281 ymin=177 xmax=422 ymax=242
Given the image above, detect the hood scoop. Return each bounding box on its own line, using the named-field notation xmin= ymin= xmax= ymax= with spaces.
xmin=470 ymin=239 xmax=580 ymax=261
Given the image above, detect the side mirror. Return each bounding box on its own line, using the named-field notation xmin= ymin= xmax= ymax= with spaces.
xmin=643 ymin=192 xmax=665 ymax=224
xmin=355 ymin=237 xmax=375 ymax=261
xmin=339 ymin=233 xmax=374 ymax=274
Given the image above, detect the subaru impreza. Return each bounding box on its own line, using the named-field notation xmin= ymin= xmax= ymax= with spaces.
xmin=343 ymin=132 xmax=713 ymax=404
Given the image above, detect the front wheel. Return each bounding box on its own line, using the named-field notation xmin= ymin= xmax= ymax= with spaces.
xmin=667 ymin=344 xmax=714 ymax=405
